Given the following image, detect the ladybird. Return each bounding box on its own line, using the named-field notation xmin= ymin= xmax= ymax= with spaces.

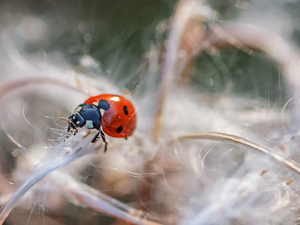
xmin=64 ymin=94 xmax=137 ymax=152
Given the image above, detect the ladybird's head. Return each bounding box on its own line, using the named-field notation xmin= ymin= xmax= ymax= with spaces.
xmin=68 ymin=112 xmax=86 ymax=131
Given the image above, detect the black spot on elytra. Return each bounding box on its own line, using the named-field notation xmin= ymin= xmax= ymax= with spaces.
xmin=123 ymin=105 xmax=128 ymax=115
xmin=116 ymin=126 xmax=123 ymax=133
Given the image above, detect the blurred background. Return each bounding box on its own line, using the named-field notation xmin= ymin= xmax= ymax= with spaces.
xmin=0 ymin=0 xmax=300 ymax=224
xmin=0 ymin=0 xmax=292 ymax=100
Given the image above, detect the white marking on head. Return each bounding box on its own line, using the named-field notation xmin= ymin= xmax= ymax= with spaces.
xmin=76 ymin=121 xmax=80 ymax=124
xmin=73 ymin=116 xmax=76 ymax=120
xmin=85 ymin=120 xmax=94 ymax=129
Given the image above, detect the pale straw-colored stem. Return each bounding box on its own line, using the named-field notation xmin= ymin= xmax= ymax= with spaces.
xmin=170 ymin=132 xmax=300 ymax=174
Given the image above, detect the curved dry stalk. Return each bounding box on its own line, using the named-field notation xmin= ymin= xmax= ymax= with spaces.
xmin=57 ymin=173 xmax=165 ymax=225
xmin=207 ymin=24 xmax=300 ymax=68
xmin=0 ymin=136 xmax=94 ymax=224
xmin=0 ymin=164 xmax=167 ymax=225
xmin=170 ymin=132 xmax=300 ymax=175
xmin=66 ymin=190 xmax=163 ymax=225
xmin=1 ymin=28 xmax=120 ymax=97
xmin=152 ymin=0 xmax=207 ymax=142
xmin=0 ymin=76 xmax=77 ymax=217
xmin=0 ymin=76 xmax=78 ymax=100
xmin=201 ymin=24 xmax=300 ymax=115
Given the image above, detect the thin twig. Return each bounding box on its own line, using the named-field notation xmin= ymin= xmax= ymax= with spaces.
xmin=152 ymin=0 xmax=205 ymax=142
xmin=60 ymin=176 xmax=165 ymax=225
xmin=201 ymin=24 xmax=300 ymax=115
xmin=170 ymin=132 xmax=300 ymax=175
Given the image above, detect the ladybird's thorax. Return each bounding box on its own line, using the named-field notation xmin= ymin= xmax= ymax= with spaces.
xmin=74 ymin=104 xmax=85 ymax=113
xmin=72 ymin=103 xmax=102 ymax=130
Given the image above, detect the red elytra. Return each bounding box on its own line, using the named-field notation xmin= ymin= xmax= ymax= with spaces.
xmin=84 ymin=94 xmax=137 ymax=138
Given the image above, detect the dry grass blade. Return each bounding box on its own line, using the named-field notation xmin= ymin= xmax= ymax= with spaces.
xmin=60 ymin=179 xmax=165 ymax=225
xmin=152 ymin=0 xmax=207 ymax=142
xmin=170 ymin=132 xmax=300 ymax=175
xmin=202 ymin=23 xmax=300 ymax=114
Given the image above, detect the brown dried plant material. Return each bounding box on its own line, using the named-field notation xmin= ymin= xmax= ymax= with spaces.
xmin=286 ymin=179 xmax=293 ymax=185
xmin=280 ymin=144 xmax=286 ymax=152
xmin=177 ymin=10 xmax=205 ymax=85
xmin=260 ymin=170 xmax=268 ymax=176
xmin=153 ymin=0 xmax=208 ymax=142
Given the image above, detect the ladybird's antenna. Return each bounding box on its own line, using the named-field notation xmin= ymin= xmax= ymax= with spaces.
xmin=60 ymin=117 xmax=78 ymax=135
xmin=60 ymin=117 xmax=70 ymax=122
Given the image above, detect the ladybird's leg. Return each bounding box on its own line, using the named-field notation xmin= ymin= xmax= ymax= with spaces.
xmin=91 ymin=130 xmax=100 ymax=143
xmin=73 ymin=128 xmax=78 ymax=135
xmin=97 ymin=100 xmax=110 ymax=110
xmin=91 ymin=129 xmax=108 ymax=152
xmin=100 ymin=130 xmax=108 ymax=152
